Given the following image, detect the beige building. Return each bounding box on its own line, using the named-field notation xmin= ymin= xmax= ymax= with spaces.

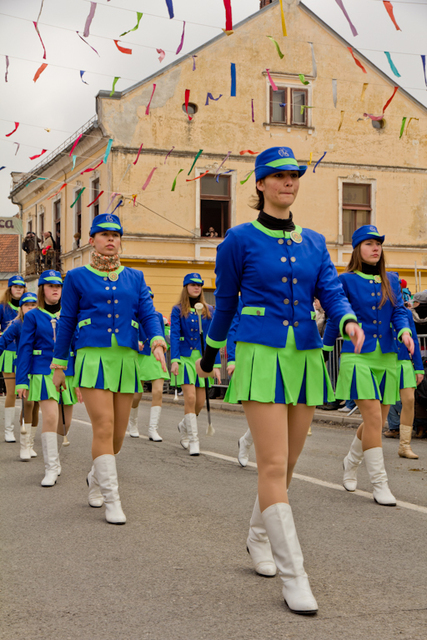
xmin=10 ymin=0 xmax=427 ymax=316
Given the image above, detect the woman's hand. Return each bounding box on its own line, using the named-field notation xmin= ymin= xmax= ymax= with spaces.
xmin=195 ymin=358 xmax=209 ymax=379
xmin=153 ymin=345 xmax=167 ymax=373
xmin=213 ymin=368 xmax=221 ymax=384
xmin=17 ymin=388 xmax=27 ymax=399
xmin=345 ymin=322 xmax=365 ymax=354
xmin=76 ymin=387 xmax=83 ymax=403
xmin=416 ymin=373 xmax=424 ymax=386
xmin=52 ymin=369 xmax=66 ymax=392
xmin=171 ymin=361 xmax=179 ymax=377
xmin=401 ymin=331 xmax=414 ymax=355
xmin=227 ymin=364 xmax=236 ymax=377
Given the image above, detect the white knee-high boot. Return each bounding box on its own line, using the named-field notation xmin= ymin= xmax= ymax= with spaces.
xmin=238 ymin=429 xmax=253 ymax=467
xmin=364 ymin=447 xmax=396 ymax=506
xmin=4 ymin=406 xmax=16 ymax=442
xmin=262 ymin=503 xmax=318 ymax=615
xmin=185 ymin=413 xmax=199 ymax=456
xmin=86 ymin=465 xmax=104 ymax=507
xmin=246 ymin=496 xmax=276 ymax=577
xmin=343 ymin=434 xmax=364 ymax=491
xmin=20 ymin=424 xmax=32 ymax=461
xmin=127 ymin=407 xmax=140 ymax=438
xmin=41 ymin=432 xmax=60 ymax=487
xmin=29 ymin=426 xmax=38 ymax=457
xmin=148 ymin=406 xmax=162 ymax=441
xmin=93 ymin=454 xmax=126 ymax=524
xmin=177 ymin=417 xmax=188 ymax=449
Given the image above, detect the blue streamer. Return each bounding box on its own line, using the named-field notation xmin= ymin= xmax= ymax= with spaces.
xmin=111 ymin=199 xmax=123 ymax=214
xmin=230 ymin=63 xmax=236 ymax=97
xmin=103 ymin=138 xmax=113 ymax=164
xmin=0 ymin=166 xmax=5 ymax=171
xmin=422 ymin=55 xmax=427 ymax=87
xmin=384 ymin=51 xmax=401 ymax=77
xmin=80 ymin=70 xmax=89 ymax=85
xmin=205 ymin=92 xmax=223 ymax=105
xmin=165 ymin=0 xmax=174 ymax=19
xmin=313 ymin=151 xmax=327 ymax=173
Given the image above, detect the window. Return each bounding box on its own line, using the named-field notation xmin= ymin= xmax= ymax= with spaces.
xmin=27 ymin=218 xmax=32 ymax=233
xmin=39 ymin=208 xmax=44 ymax=237
xmin=75 ymin=191 xmax=82 ymax=248
xmin=200 ymin=175 xmax=231 ymax=238
xmin=269 ymin=86 xmax=309 ymax=126
xmin=54 ymin=199 xmax=61 ymax=250
xmin=342 ymin=183 xmax=371 ymax=243
xmin=92 ymin=178 xmax=100 ymax=219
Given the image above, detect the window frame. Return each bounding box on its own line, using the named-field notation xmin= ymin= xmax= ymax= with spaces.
xmin=199 ymin=174 xmax=231 ymax=239
xmin=90 ymin=176 xmax=101 ymax=221
xmin=195 ymin=169 xmax=237 ymax=240
xmin=338 ymin=178 xmax=377 ymax=245
xmin=266 ymin=76 xmax=312 ymax=128
xmin=52 ymin=198 xmax=61 ymax=249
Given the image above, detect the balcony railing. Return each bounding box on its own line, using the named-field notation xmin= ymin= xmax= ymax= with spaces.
xmin=24 ymin=249 xmax=62 ymax=277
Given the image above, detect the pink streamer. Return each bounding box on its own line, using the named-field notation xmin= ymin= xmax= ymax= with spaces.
xmin=5 ymin=55 xmax=9 ymax=82
xmin=145 ymin=84 xmax=156 ymax=115
xmin=33 ymin=21 xmax=47 ymax=59
xmin=81 ymin=160 xmax=103 ymax=174
xmin=215 ymin=151 xmax=231 ymax=177
xmin=83 ymin=2 xmax=97 ymax=38
xmin=192 ymin=55 xmax=197 ymax=71
xmin=164 ymin=146 xmax=175 ymax=164
xmin=334 ymin=0 xmax=358 ymax=37
xmin=29 ymin=149 xmax=47 ymax=160
xmin=14 ymin=142 xmax=20 ymax=155
xmin=176 ymin=21 xmax=186 ymax=55
xmin=69 ymin=134 xmax=83 ymax=156
xmin=157 ymin=48 xmax=165 ymax=63
xmin=133 ymin=143 xmax=143 ymax=165
xmin=251 ymin=98 xmax=255 ymax=122
xmin=266 ymin=69 xmax=278 ymax=91
xmin=5 ymin=122 xmax=19 ymax=137
xmin=142 ymin=167 xmax=157 ymax=191
xmin=76 ymin=31 xmax=100 ymax=56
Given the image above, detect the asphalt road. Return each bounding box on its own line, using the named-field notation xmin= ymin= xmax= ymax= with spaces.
xmin=1 ymin=397 xmax=426 ymax=640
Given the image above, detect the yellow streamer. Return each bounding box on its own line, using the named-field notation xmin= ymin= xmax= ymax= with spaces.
xmin=279 ymin=0 xmax=287 ymax=36
xmin=308 ymin=152 xmax=313 ymax=166
xmin=406 ymin=117 xmax=419 ymax=134
xmin=338 ymin=110 xmax=345 ymax=131
xmin=361 ymin=83 xmax=369 ymax=101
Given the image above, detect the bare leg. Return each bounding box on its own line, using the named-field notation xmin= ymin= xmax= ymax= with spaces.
xmin=23 ymin=400 xmax=35 ymax=424
xmin=40 ymin=400 xmax=59 ymax=433
xmin=4 ymin=375 xmax=16 ymax=408
xmin=151 ymin=379 xmax=163 ymax=407
xmin=356 ymin=400 xmax=389 ymax=450
xmin=183 ymin=384 xmax=196 ymax=414
xmin=132 ymin=392 xmax=142 ymax=410
xmin=80 ymin=388 xmax=133 ymax=458
xmin=56 ymin=405 xmax=73 ymax=436
xmin=399 ymin=387 xmax=415 ymax=427
xmin=287 ymin=404 xmax=316 ymax=488
xmin=32 ymin=402 xmax=40 ymax=426
xmin=195 ymin=386 xmax=206 ymax=416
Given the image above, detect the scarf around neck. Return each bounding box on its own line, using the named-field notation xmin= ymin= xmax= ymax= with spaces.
xmin=90 ymin=250 xmax=121 ymax=272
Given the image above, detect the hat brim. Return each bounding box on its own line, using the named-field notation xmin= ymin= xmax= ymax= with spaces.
xmin=255 ymin=164 xmax=307 ymax=181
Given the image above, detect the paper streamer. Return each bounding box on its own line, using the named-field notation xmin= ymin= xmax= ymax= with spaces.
xmin=279 ymin=103 xmax=286 ymax=107
xmin=308 ymin=152 xmax=313 ymax=166
xmin=14 ymin=142 xmax=20 ymax=155
xmin=164 ymin=146 xmax=175 ymax=163
xmin=184 ymin=89 xmax=192 ymax=121
xmin=72 ymin=155 xmax=77 ymax=169
xmin=171 ymin=169 xmax=183 ymax=191
xmin=103 ymin=138 xmax=113 ymax=163
xmin=300 ymin=105 xmax=313 ymax=116
xmin=142 ymin=167 xmax=157 ymax=191
xmin=48 ymin=183 xmax=66 ymax=200
xmin=5 ymin=55 xmax=9 ymax=82
xmin=192 ymin=55 xmax=197 ymax=71
xmin=33 ymin=21 xmax=47 ymax=60
xmin=266 ymin=69 xmax=278 ymax=91
xmin=29 ymin=149 xmax=47 ymax=160
xmin=347 ymin=48 xmax=367 ymax=73
xmin=332 ymin=79 xmax=338 ymax=107
xmin=399 ymin=117 xmax=407 ymax=139
xmin=279 ymin=0 xmax=287 ymax=36
xmin=231 ymin=63 xmax=237 ymax=96
xmin=251 ymin=98 xmax=254 ymax=122
xmin=216 ymin=151 xmax=231 ymax=178
xmin=0 ymin=166 xmax=5 ymax=171
xmin=81 ymin=160 xmax=103 ymax=174
xmin=76 ymin=31 xmax=100 ymax=56
xmin=384 ymin=52 xmax=400 ymax=77
xmin=33 ymin=63 xmax=48 ymax=82
xmin=309 ymin=42 xmax=317 ymax=77
xmin=83 ymin=2 xmax=97 ymax=38
xmin=29 ymin=177 xmax=46 ymax=184
xmin=87 ymin=191 xmax=104 ymax=207
xmin=120 ymin=12 xmax=143 ymax=37
xmin=406 ymin=117 xmax=418 ymax=134
xmin=363 ymin=113 xmax=383 ymax=121
xmin=71 ymin=188 xmax=85 ymax=208
xmin=110 ymin=199 xmax=123 ymax=215
xmin=421 ymin=56 xmax=427 ymax=87
xmin=176 ymin=22 xmax=186 ymax=55
xmin=216 ymin=169 xmax=234 ymax=183
xmin=114 ymin=40 xmax=132 ymax=55
xmin=107 ymin=192 xmax=119 ymax=210
xmin=267 ymin=36 xmax=284 ymax=59
xmin=338 ymin=110 xmax=345 ymax=131
xmin=186 ymin=170 xmax=210 ymax=182
xmin=383 ymin=2 xmax=401 ymax=31
xmin=334 ymin=0 xmax=358 ymax=37
xmin=205 ymin=92 xmax=223 ymax=105
xmin=239 ymin=150 xmax=258 ymax=155
xmin=240 ymin=170 xmax=254 ymax=185
xmin=299 ymin=74 xmax=309 ymax=85
xmin=157 ymin=49 xmax=165 ymax=63
xmin=133 ymin=143 xmax=143 ymax=165
xmin=313 ymin=152 xmax=327 ymax=173
xmin=36 ymin=0 xmax=45 ymax=25
xmin=131 ymin=194 xmax=137 ymax=206
xmin=188 ymin=149 xmax=203 ymax=175
xmin=80 ymin=70 xmax=89 ymax=84
xmin=361 ymin=83 xmax=368 ymax=101
xmin=223 ymin=0 xmax=233 ymax=32
xmin=382 ymin=86 xmax=398 ymax=113
xmin=110 ymin=77 xmax=120 ymax=96
xmin=165 ymin=0 xmax=174 ymax=19
xmin=69 ymin=134 xmax=83 ymax=156
xmin=145 ymin=84 xmax=156 ymax=115
xmin=5 ymin=122 xmax=19 ymax=137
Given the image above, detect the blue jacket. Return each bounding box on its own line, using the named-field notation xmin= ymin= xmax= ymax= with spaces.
xmin=0 ymin=317 xmax=22 ymax=354
xmin=0 ymin=302 xmax=19 ymax=352
xmin=170 ymin=304 xmax=221 ymax=366
xmin=394 ymin=308 xmax=423 ymax=372
xmin=139 ymin=311 xmax=165 ymax=356
xmin=206 ymin=221 xmax=357 ymax=350
xmin=323 ymin=271 xmax=411 ymax=354
xmin=52 ymin=265 xmax=164 ymax=365
xmin=226 ymin=298 xmax=243 ymax=364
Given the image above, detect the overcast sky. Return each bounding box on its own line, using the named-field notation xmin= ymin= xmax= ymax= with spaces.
xmin=1 ymin=0 xmax=426 ymax=218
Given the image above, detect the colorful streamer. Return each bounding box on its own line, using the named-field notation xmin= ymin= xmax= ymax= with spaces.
xmin=308 ymin=152 xmax=313 ymax=166
xmin=231 ymin=63 xmax=237 ymax=96
xmin=133 ymin=143 xmax=143 ymax=165
xmin=81 ymin=161 xmax=103 ymax=174
xmin=384 ymin=52 xmax=400 ymax=77
xmin=216 ymin=151 xmax=231 ymax=178
xmin=382 ymin=86 xmax=398 ymax=113
xmin=332 ymin=79 xmax=338 ymax=107
xmin=421 ymin=56 xmax=427 ymax=88
xmin=80 ymin=70 xmax=89 ymax=84
xmin=29 ymin=149 xmax=47 ymax=160
xmin=363 ymin=113 xmax=384 ymax=121
xmin=347 ymin=48 xmax=367 ymax=74
xmin=184 ymin=89 xmax=192 ymax=121
xmin=114 ymin=40 xmax=132 ymax=55
xmin=33 ymin=63 xmax=48 ymax=82
xmin=0 ymin=166 xmax=5 ymax=171
xmin=76 ymin=31 xmax=100 ymax=56
xmin=334 ymin=0 xmax=358 ymax=37
xmin=70 ymin=188 xmax=85 ymax=208
xmin=186 ymin=170 xmax=210 ymax=182
xmin=267 ymin=36 xmax=284 ymax=59
xmin=299 ymin=73 xmax=309 ymax=85
xmin=120 ymin=12 xmax=143 ymax=37
xmin=171 ymin=169 xmax=183 ymax=191
xmin=239 ymin=150 xmax=258 ymax=155
xmin=188 ymin=149 xmax=203 ymax=175
xmin=205 ymin=92 xmax=223 ymax=105
xmin=110 ymin=199 xmax=123 ymax=215
xmin=165 ymin=0 xmax=174 ymax=19
xmin=72 ymin=155 xmax=77 ymax=169
xmin=164 ymin=147 xmax=175 ymax=163
xmin=110 ymin=76 xmax=120 ymax=96
xmin=279 ymin=0 xmax=287 ymax=37
xmin=338 ymin=110 xmax=345 ymax=131
xmin=5 ymin=56 xmax=9 ymax=82
xmin=131 ymin=194 xmax=137 ymax=206
xmin=14 ymin=142 xmax=20 ymax=155
xmin=83 ymin=2 xmax=97 ymax=38
xmin=406 ymin=117 xmax=418 ymax=134
xmin=309 ymin=42 xmax=317 ymax=77
xmin=266 ymin=69 xmax=278 ymax=91
xmin=142 ymin=167 xmax=157 ymax=191
xmin=157 ymin=49 xmax=165 ymax=63
xmin=313 ymin=151 xmax=327 ymax=173
xmin=87 ymin=191 xmax=104 ymax=207
xmin=33 ymin=21 xmax=47 ymax=60
xmin=103 ymin=138 xmax=113 ymax=164
xmin=48 ymin=183 xmax=66 ymax=200
xmin=279 ymin=103 xmax=286 ymax=108
xmin=176 ymin=22 xmax=186 ymax=55
xmin=399 ymin=117 xmax=407 ymax=139
xmin=5 ymin=122 xmax=19 ymax=137
xmin=69 ymin=134 xmax=83 ymax=156
xmin=361 ymin=83 xmax=368 ymax=101
xmin=383 ymin=2 xmax=401 ymax=31
xmin=251 ymin=98 xmax=254 ymax=122
xmin=192 ymin=55 xmax=197 ymax=71
xmin=223 ymin=0 xmax=233 ymax=33
xmin=36 ymin=0 xmax=45 ymax=26
xmin=145 ymin=84 xmax=156 ymax=115
xmin=240 ymin=170 xmax=254 ymax=185
xmin=29 ymin=177 xmax=46 ymax=184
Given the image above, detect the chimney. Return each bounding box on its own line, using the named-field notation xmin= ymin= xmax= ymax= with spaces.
xmin=260 ymin=0 xmax=274 ymax=8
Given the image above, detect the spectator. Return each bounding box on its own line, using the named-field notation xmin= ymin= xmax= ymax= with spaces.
xmin=41 ymin=231 xmax=56 ymax=268
xmin=205 ymin=226 xmax=218 ymax=238
xmin=21 ymin=231 xmax=40 ymax=254
xmin=411 ymin=290 xmax=427 ymax=336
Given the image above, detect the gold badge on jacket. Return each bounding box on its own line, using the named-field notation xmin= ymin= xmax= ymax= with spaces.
xmin=108 ymin=272 xmax=119 ymax=282
xmin=290 ymin=231 xmax=302 ymax=244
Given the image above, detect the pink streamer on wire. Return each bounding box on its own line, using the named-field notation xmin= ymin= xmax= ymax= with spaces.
xmin=5 ymin=122 xmax=19 ymax=137
xmin=146 ymin=84 xmax=156 ymax=115
xmin=164 ymin=146 xmax=175 ymax=163
xmin=81 ymin=160 xmax=103 ymax=174
xmin=142 ymin=167 xmax=157 ymax=191
xmin=76 ymin=31 xmax=100 ymax=56
xmin=29 ymin=149 xmax=47 ymax=161
xmin=133 ymin=143 xmax=143 ymax=165
xmin=176 ymin=21 xmax=186 ymax=55
xmin=5 ymin=55 xmax=9 ymax=82
xmin=334 ymin=0 xmax=358 ymax=37
xmin=266 ymin=69 xmax=278 ymax=91
xmin=69 ymin=134 xmax=83 ymax=156
xmin=83 ymin=2 xmax=97 ymax=38
xmin=157 ymin=48 xmax=165 ymax=63
xmin=33 ymin=21 xmax=47 ymax=59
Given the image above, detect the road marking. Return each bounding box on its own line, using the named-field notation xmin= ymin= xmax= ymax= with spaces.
xmin=70 ymin=419 xmax=427 ymax=515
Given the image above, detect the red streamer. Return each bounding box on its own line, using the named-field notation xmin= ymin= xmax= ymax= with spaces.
xmin=239 ymin=150 xmax=258 ymax=155
xmin=5 ymin=122 xmax=19 ymax=137
xmin=382 ymin=85 xmax=399 ymax=113
xmin=87 ymin=191 xmax=104 ymax=207
xmin=146 ymin=84 xmax=156 ymax=115
xmin=33 ymin=21 xmax=47 ymax=59
xmin=223 ymin=0 xmax=233 ymax=32
xmin=383 ymin=1 xmax=401 ymax=31
xmin=69 ymin=134 xmax=83 ymax=156
xmin=48 ymin=183 xmax=67 ymax=200
xmin=29 ymin=149 xmax=47 ymax=160
xmin=185 ymin=89 xmax=192 ymax=121
xmin=142 ymin=167 xmax=157 ymax=191
xmin=33 ymin=63 xmax=48 ymax=82
xmin=347 ymin=47 xmax=367 ymax=74
xmin=133 ymin=143 xmax=143 ymax=165
xmin=81 ymin=160 xmax=103 ymax=174
xmin=186 ymin=170 xmax=210 ymax=182
xmin=114 ymin=40 xmax=132 ymax=55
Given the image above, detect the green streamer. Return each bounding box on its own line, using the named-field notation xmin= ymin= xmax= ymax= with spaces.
xmin=240 ymin=170 xmax=254 ymax=185
xmin=188 ymin=149 xmax=203 ymax=176
xmin=299 ymin=73 xmax=310 ymax=85
xmin=171 ymin=169 xmax=183 ymax=191
xmin=120 ymin=12 xmax=143 ymax=37
xmin=300 ymin=105 xmax=314 ymax=115
xmin=267 ymin=36 xmax=284 ymax=59
xmin=70 ymin=187 xmax=85 ymax=208
xmin=110 ymin=76 xmax=120 ymax=96
xmin=399 ymin=117 xmax=407 ymax=139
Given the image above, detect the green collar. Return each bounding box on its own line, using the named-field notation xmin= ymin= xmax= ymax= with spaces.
xmin=354 ymin=271 xmax=382 ymax=283
xmin=85 ymin=265 xmax=125 ymax=278
xmin=38 ymin=307 xmax=60 ymax=319
xmin=8 ymin=302 xmax=19 ymax=312
xmin=251 ymin=220 xmax=303 ymax=239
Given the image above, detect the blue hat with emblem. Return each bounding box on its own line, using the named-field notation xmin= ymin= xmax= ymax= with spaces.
xmin=255 ymin=147 xmax=307 ymax=182
xmin=19 ymin=292 xmax=37 ymax=307
xmin=38 ymin=270 xmax=63 ymax=286
xmin=8 ymin=275 xmax=25 ymax=288
xmin=183 ymin=273 xmax=204 ymax=287
xmin=351 ymin=225 xmax=385 ymax=249
xmin=90 ymin=213 xmax=123 ymax=237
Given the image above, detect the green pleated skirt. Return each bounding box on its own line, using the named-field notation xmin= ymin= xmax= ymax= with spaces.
xmin=74 ymin=343 xmax=141 ymax=393
xmin=398 ymin=360 xmax=416 ymax=390
xmin=138 ymin=353 xmax=170 ymax=382
xmin=174 ymin=349 xmax=212 ymax=388
xmin=224 ymin=328 xmax=334 ymax=406
xmin=28 ymin=373 xmax=77 ymax=405
xmin=335 ymin=342 xmax=399 ymax=405
xmin=0 ymin=349 xmax=16 ymax=374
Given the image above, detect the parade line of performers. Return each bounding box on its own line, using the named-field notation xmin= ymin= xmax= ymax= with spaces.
xmin=1 ymin=147 xmax=423 ymax=617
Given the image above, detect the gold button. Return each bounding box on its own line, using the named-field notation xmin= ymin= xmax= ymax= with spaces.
xmin=108 ymin=328 xmax=112 ymax=333
xmin=379 ymin=335 xmax=382 ymax=338
xmin=291 ymin=257 xmax=296 ymax=262
xmin=373 ymin=320 xmax=377 ymax=324
xmin=115 ymin=329 xmax=119 ymax=333
xmin=379 ymin=321 xmax=382 ymax=324
xmin=113 ymin=286 xmax=117 ymax=291
xmin=283 ymin=320 xmax=289 ymax=326
xmin=372 ymin=306 xmax=376 ymax=310
xmin=115 ymin=300 xmax=118 ymax=303
xmin=107 ymin=300 xmax=111 ymax=304
xmin=369 ymin=280 xmax=373 ymax=284
xmin=278 ymin=239 xmax=284 ymax=245
xmin=287 ymin=239 xmax=292 ymax=246
xmin=294 ymin=300 xmax=299 ymax=306
xmin=294 ymin=321 xmax=299 ymax=327
xmin=103 ymin=277 xmax=107 ymax=281
xmin=293 ymin=278 xmax=298 ymax=284
xmin=105 ymin=286 xmax=110 ymax=290
xmin=373 ymin=334 xmax=377 ymax=338
xmin=281 ymin=257 xmax=287 ymax=263
xmin=284 ymin=299 xmax=289 ymax=304
xmin=108 ymin=314 xmax=112 ymax=318
xmin=371 ymin=293 xmax=375 ymax=297
xmin=282 ymin=277 xmax=287 ymax=283
xmin=115 ymin=314 xmax=119 ymax=318
xmin=377 ymin=292 xmax=381 ymax=296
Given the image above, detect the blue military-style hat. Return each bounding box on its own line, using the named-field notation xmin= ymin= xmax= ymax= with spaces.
xmin=351 ymin=225 xmax=385 ymax=249
xmin=8 ymin=275 xmax=26 ymax=288
xmin=19 ymin=292 xmax=37 ymax=307
xmin=90 ymin=213 xmax=123 ymax=237
xmin=38 ymin=270 xmax=63 ymax=286
xmin=183 ymin=273 xmax=204 ymax=287
xmin=255 ymin=147 xmax=307 ymax=182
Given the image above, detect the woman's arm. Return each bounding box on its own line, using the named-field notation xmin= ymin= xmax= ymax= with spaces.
xmin=15 ymin=312 xmax=37 ymax=390
xmin=52 ymin=273 xmax=79 ymax=366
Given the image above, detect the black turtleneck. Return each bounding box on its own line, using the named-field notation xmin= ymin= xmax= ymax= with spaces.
xmin=189 ymin=297 xmax=199 ymax=308
xmin=257 ymin=210 xmax=295 ymax=231
xmin=11 ymin=297 xmax=21 ymax=307
xmin=44 ymin=302 xmax=61 ymax=314
xmin=361 ymin=261 xmax=380 ymax=276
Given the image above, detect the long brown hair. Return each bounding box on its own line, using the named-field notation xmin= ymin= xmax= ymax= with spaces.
xmin=346 ymin=243 xmax=395 ymax=308
xmin=178 ymin=286 xmax=211 ymax=319
xmin=1 ymin=286 xmax=26 ymax=307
